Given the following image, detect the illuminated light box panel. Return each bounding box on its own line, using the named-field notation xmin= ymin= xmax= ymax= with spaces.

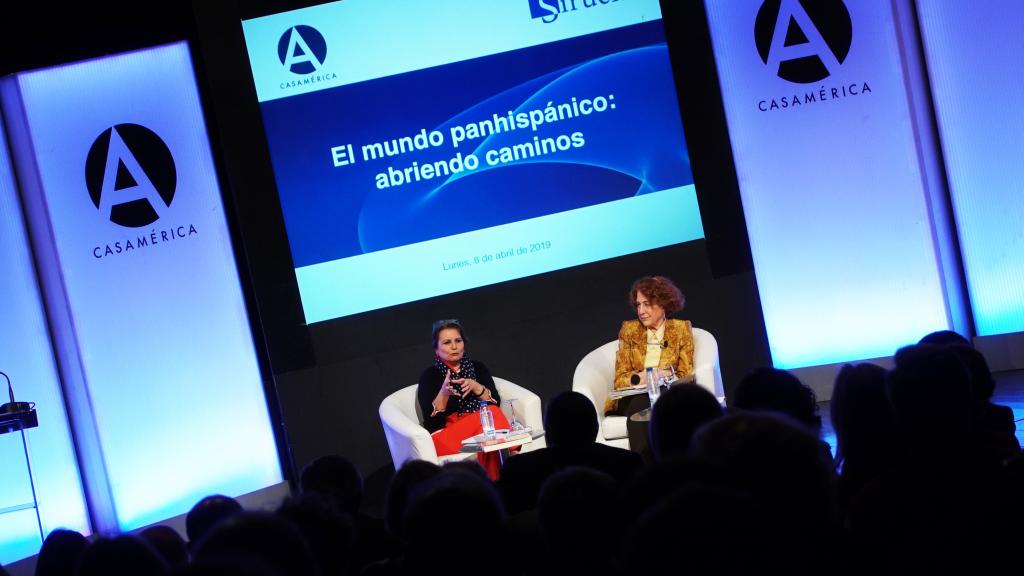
xmin=242 ymin=0 xmax=705 ymax=323
xmin=704 ymin=0 xmax=964 ymax=368
xmin=0 ymin=42 xmax=282 ymax=534
xmin=916 ymin=1 xmax=1024 ymax=337
xmin=0 ymin=102 xmax=89 ymax=566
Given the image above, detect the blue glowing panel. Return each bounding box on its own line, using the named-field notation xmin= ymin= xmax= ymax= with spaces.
xmin=0 ymin=112 xmax=89 ymax=564
xmin=242 ymin=0 xmax=704 ymax=322
xmin=916 ymin=1 xmax=1024 ymax=336
xmin=704 ymin=0 xmax=954 ymax=367
xmin=3 ymin=43 xmax=282 ymax=532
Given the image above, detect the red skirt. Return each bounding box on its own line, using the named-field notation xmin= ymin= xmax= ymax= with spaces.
xmin=431 ymin=405 xmax=510 ymax=480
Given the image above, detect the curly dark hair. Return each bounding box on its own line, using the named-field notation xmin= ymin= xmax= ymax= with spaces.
xmin=629 ymin=276 xmax=685 ymax=315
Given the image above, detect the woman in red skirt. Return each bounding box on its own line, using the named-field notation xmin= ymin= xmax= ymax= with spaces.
xmin=417 ymin=319 xmax=509 ymax=480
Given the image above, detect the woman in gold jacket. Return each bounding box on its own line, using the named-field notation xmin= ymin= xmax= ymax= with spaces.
xmin=606 ymin=276 xmax=695 ymax=415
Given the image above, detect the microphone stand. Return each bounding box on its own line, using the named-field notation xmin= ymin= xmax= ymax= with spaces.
xmin=0 ymin=370 xmax=45 ymax=545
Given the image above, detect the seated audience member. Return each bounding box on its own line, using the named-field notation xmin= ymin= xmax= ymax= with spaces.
xmin=35 ymin=528 xmax=88 ymax=576
xmin=301 ymin=455 xmax=396 ymax=568
xmin=829 ymin=363 xmax=902 ymax=513
xmin=919 ymin=339 xmax=1021 ymax=464
xmin=731 ymin=367 xmax=821 ymax=432
xmin=887 ymin=344 xmax=973 ymax=462
xmin=731 ymin=367 xmax=833 ymax=466
xmin=691 ymin=412 xmax=839 ymax=574
xmin=617 ymin=456 xmax=718 ymax=527
xmin=649 ymin=382 xmax=723 ymax=461
xmin=77 ymin=535 xmax=168 ymax=576
xmin=186 ymin=494 xmax=243 ymax=550
xmin=623 ymin=483 xmax=785 ymax=576
xmin=955 ymin=346 xmax=1020 ymax=462
xmin=140 ymin=525 xmax=189 ymax=570
xmin=848 ymin=344 xmax=980 ymax=574
xmin=498 ymin=391 xmax=643 ymax=514
xmin=401 ymin=469 xmax=509 ymax=576
xmin=384 ymin=460 xmax=442 ymax=539
xmin=300 ymin=455 xmax=363 ymax=515
xmin=276 ymin=495 xmax=354 ymax=576
xmin=536 ymin=467 xmax=618 ymax=576
xmin=192 ymin=512 xmax=316 ymax=576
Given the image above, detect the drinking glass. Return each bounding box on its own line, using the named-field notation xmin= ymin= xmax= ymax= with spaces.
xmin=504 ymin=398 xmax=525 ymax=432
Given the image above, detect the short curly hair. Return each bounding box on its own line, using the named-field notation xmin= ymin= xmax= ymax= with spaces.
xmin=629 ymin=276 xmax=685 ymax=315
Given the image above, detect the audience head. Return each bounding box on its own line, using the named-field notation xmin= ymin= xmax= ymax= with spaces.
xmin=139 ymin=525 xmax=188 ymax=570
xmin=830 ymin=363 xmax=900 ymax=468
xmin=544 ymin=391 xmax=599 ymax=448
xmin=537 ymin=467 xmax=616 ymax=551
xmin=300 ymin=454 xmax=364 ymax=515
xmin=691 ymin=412 xmax=836 ymax=535
xmin=186 ymin=495 xmax=243 ymax=546
xmin=649 ymin=383 xmax=723 ymax=461
xmin=624 ymin=483 xmax=782 ymax=576
xmin=732 ymin=367 xmax=821 ymax=433
xmin=917 ymin=330 xmax=996 ymax=403
xmin=402 ymin=470 xmax=505 ymax=574
xmin=77 ymin=534 xmax=168 ymax=576
xmin=192 ymin=511 xmax=316 ymax=576
xmin=35 ymin=528 xmax=87 ymax=576
xmin=385 ymin=459 xmax=442 ymax=537
xmin=888 ymin=344 xmax=972 ymax=451
xmin=919 ymin=330 xmax=971 ymax=348
xmin=441 ymin=459 xmax=490 ymax=482
xmin=276 ymin=495 xmax=354 ymax=576
xmin=947 ymin=345 xmax=997 ymax=402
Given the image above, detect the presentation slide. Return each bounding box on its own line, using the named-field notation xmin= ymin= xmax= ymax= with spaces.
xmin=243 ymin=0 xmax=704 ymax=323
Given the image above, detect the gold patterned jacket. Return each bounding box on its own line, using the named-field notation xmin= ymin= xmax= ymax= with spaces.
xmin=605 ymin=318 xmax=695 ymax=414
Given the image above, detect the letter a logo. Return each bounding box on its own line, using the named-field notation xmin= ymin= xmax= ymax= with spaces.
xmin=278 ymin=25 xmax=328 ymax=75
xmin=85 ymin=124 xmax=177 ymax=228
xmin=754 ymin=0 xmax=852 ymax=83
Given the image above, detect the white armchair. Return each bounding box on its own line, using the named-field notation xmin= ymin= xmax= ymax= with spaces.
xmin=571 ymin=327 xmax=724 ymax=449
xmin=379 ymin=377 xmax=546 ymax=470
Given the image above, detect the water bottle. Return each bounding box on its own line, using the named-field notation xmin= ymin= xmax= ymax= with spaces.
xmin=479 ymin=400 xmax=495 ymax=438
xmin=646 ymin=367 xmax=661 ymax=406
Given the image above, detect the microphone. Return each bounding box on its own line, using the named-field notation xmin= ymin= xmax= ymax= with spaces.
xmin=2 ymin=370 xmax=13 ymax=405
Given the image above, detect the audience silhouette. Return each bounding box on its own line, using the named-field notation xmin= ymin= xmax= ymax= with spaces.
xmin=34 ymin=528 xmax=87 ymax=576
xmin=497 ymin=391 xmax=642 ymax=514
xmin=18 ymin=331 xmax=1023 ymax=576
xmin=185 ymin=495 xmax=242 ymax=550
xmin=648 ymin=382 xmax=723 ymax=461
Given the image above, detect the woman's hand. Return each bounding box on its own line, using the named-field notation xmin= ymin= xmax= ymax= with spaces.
xmin=452 ymin=377 xmax=494 ymax=402
xmin=450 ymin=377 xmax=483 ymax=397
xmin=432 ymin=372 xmax=456 ymax=416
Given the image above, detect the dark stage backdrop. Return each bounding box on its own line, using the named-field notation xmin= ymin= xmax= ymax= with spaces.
xmin=274 ymin=242 xmax=768 ymax=473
